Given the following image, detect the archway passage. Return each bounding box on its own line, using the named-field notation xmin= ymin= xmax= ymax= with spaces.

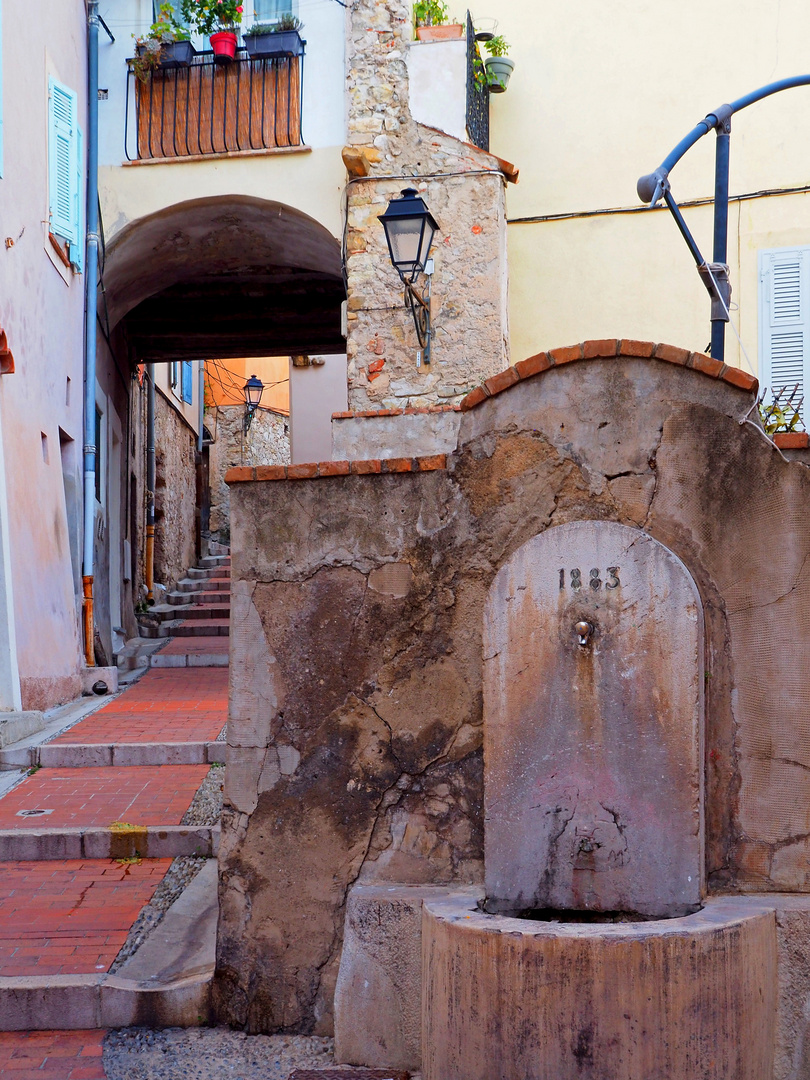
xmin=101 ymin=195 xmax=346 ymax=361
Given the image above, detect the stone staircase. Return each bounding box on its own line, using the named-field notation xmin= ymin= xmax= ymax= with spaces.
xmin=139 ymin=555 xmax=231 ymax=640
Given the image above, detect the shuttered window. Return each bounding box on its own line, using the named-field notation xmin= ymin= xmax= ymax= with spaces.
xmin=48 ymin=78 xmax=83 ymax=270
xmin=759 ymin=247 xmax=810 ymax=421
xmin=181 ymin=361 xmax=193 ymax=404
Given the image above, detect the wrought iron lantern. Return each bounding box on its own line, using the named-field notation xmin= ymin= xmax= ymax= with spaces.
xmin=243 ymin=374 xmax=264 ymax=434
xmin=378 ymin=188 xmax=439 ymax=364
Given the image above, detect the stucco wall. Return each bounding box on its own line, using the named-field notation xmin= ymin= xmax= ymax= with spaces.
xmin=482 ymin=0 xmax=810 ymax=376
xmin=218 ymin=343 xmax=810 ymax=1036
xmin=0 ymin=0 xmax=88 ymax=709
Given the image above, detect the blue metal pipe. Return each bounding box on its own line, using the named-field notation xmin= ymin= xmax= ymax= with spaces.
xmin=82 ymin=0 xmax=100 ymax=664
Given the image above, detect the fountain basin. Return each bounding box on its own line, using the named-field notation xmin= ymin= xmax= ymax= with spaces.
xmin=422 ymin=893 xmax=777 ymax=1080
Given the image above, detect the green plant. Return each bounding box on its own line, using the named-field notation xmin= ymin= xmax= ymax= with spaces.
xmin=244 ymin=14 xmax=302 ymax=35
xmin=180 ymin=0 xmax=244 ymax=37
xmin=413 ymin=0 xmax=448 ymax=27
xmin=485 ymin=33 xmax=509 ymax=56
xmin=132 ymin=3 xmax=191 ymax=81
xmin=760 ymin=384 xmax=805 ymax=435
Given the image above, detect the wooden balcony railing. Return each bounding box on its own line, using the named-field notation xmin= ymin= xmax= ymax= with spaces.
xmin=125 ymin=49 xmax=303 ymax=161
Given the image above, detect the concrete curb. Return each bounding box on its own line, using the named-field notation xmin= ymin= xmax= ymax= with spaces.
xmin=0 ymin=968 xmax=213 ymax=1031
xmin=0 ymin=825 xmax=220 ymax=860
xmin=0 ymin=741 xmax=227 ymax=769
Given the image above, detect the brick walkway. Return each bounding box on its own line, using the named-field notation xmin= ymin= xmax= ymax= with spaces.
xmin=0 ymin=860 xmax=170 ymax=976
xmin=0 ymin=1029 xmax=105 ymax=1079
xmin=0 ymin=765 xmax=209 ymax=828
xmin=50 ymin=668 xmax=227 ymax=744
xmin=158 ymin=637 xmax=230 ymax=655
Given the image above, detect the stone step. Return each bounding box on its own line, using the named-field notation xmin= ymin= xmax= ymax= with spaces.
xmin=0 ymin=824 xmax=220 ymax=861
xmin=151 ymin=651 xmax=229 ymax=668
xmin=187 ymin=566 xmax=231 ymax=581
xmin=199 ymin=555 xmax=230 ymax=569
xmin=0 ymin=860 xmax=217 ymax=1031
xmin=174 ymin=576 xmax=230 ymax=593
xmin=167 ymin=590 xmax=230 ymax=607
xmin=140 ymin=620 xmax=230 ymax=639
xmin=141 ymin=603 xmax=230 ymax=623
xmin=0 ymin=740 xmax=226 ymax=770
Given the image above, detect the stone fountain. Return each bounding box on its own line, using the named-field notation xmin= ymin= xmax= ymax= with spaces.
xmin=221 ymin=341 xmax=810 ymax=1079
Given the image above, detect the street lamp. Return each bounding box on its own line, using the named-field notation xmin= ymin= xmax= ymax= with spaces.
xmin=243 ymin=374 xmax=264 ymax=434
xmin=378 ymin=187 xmax=439 ymax=364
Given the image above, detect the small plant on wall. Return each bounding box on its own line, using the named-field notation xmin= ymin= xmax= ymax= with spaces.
xmin=132 ymin=3 xmax=193 ymax=82
xmin=413 ymin=0 xmax=463 ymax=41
xmin=759 ymin=384 xmax=805 ymax=435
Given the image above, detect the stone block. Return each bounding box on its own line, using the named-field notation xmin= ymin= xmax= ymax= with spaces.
xmin=335 ymin=884 xmax=476 ymax=1071
xmin=422 ymin=894 xmax=777 ymax=1080
xmin=39 ymin=744 xmax=112 ymax=768
xmin=0 ymin=975 xmax=102 ymax=1030
xmin=484 ymin=521 xmax=704 ymax=918
xmin=80 ymin=666 xmax=119 ymax=695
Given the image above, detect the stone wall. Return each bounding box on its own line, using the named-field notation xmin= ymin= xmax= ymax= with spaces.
xmin=345 ymin=0 xmax=511 ymax=410
xmin=217 ymin=340 xmax=810 ymax=1038
xmin=208 ymin=405 xmax=290 ymax=544
xmin=153 ymin=390 xmax=197 ymax=589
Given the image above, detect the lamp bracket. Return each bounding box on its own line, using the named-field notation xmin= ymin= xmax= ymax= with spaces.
xmin=403 ymin=276 xmax=432 ymax=364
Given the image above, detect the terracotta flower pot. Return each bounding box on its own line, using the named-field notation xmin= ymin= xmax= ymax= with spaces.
xmin=210 ymin=31 xmax=238 ymax=62
xmin=416 ymin=24 xmax=464 ymax=42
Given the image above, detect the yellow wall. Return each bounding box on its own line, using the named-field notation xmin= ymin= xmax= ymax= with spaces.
xmin=482 ymin=0 xmax=810 ymax=374
xmin=205 ymin=357 xmax=290 ymax=414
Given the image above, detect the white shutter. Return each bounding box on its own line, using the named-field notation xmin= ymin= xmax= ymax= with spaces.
xmin=759 ymin=247 xmax=809 ymax=421
xmin=48 ymin=79 xmax=79 ymax=246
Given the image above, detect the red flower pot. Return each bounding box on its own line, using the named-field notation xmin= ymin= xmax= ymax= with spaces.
xmin=210 ymin=31 xmax=237 ymax=62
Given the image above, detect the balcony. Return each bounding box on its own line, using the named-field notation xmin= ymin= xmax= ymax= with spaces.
xmin=125 ymin=47 xmax=304 ymax=162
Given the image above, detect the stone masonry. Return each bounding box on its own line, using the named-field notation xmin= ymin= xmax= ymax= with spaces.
xmin=216 ymin=340 xmax=810 ymax=1051
xmin=208 ymin=406 xmax=290 ymax=544
xmin=345 ymin=0 xmax=512 ymax=410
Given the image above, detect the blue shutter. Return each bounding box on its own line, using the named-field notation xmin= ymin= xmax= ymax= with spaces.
xmin=182 ymin=361 xmax=193 ymax=404
xmin=71 ymin=126 xmax=84 ymax=272
xmin=48 ymin=79 xmax=79 ymax=246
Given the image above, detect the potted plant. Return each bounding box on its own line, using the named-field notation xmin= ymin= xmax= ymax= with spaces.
xmin=243 ymin=14 xmax=304 ymax=59
xmin=413 ymin=0 xmax=464 ymax=42
xmin=132 ymin=3 xmax=195 ymax=82
xmin=484 ymin=34 xmax=514 ymax=93
xmin=180 ymin=0 xmax=244 ymax=61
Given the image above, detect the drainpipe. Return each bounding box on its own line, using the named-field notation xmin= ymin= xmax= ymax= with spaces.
xmin=82 ymin=0 xmax=100 ymax=667
xmin=197 ymin=361 xmax=204 ymax=453
xmin=145 ymin=365 xmax=156 ymax=604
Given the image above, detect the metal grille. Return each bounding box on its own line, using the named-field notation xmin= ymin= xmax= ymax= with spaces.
xmin=125 ymin=48 xmax=304 ymax=161
xmin=466 ymin=11 xmax=489 ymax=152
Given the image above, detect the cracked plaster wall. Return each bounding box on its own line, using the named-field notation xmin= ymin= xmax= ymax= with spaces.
xmin=216 ymin=353 xmax=810 ymax=1036
xmin=345 ymin=0 xmax=510 ymax=410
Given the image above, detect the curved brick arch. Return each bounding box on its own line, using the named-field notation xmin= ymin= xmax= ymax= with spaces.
xmin=460 ymin=339 xmax=758 ymax=412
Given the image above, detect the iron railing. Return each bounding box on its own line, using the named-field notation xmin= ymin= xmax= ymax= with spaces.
xmin=466 ymin=11 xmax=489 ymax=152
xmin=125 ymin=46 xmax=305 ymax=161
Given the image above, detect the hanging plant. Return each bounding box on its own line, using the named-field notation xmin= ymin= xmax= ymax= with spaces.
xmin=132 ymin=3 xmax=192 ymax=82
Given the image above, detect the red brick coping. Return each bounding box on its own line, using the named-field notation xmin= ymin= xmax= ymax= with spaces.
xmin=332 ymin=404 xmax=461 ymax=420
xmin=774 ymin=431 xmax=810 ymax=449
xmin=459 ymin=339 xmax=758 ymax=411
xmin=225 ymin=454 xmax=447 ymax=484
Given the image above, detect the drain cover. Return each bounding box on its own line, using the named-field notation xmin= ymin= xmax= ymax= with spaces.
xmin=16 ymin=808 xmax=54 ymax=817
xmin=289 ymin=1073 xmax=410 ymax=1080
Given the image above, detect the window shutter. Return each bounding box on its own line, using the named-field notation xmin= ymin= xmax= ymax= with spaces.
xmin=759 ymin=247 xmax=809 ymax=422
xmin=48 ymin=79 xmax=79 ymax=246
xmin=182 ymin=361 xmax=193 ymax=404
xmin=71 ymin=127 xmax=84 ymax=272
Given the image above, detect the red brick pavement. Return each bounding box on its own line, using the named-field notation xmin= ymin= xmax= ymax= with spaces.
xmin=0 ymin=860 xmax=170 ymax=977
xmin=0 ymin=1029 xmax=106 ymax=1079
xmin=51 ymin=668 xmax=227 ymax=744
xmin=0 ymin=766 xmax=209 ymax=828
xmin=157 ymin=637 xmax=230 ymax=656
